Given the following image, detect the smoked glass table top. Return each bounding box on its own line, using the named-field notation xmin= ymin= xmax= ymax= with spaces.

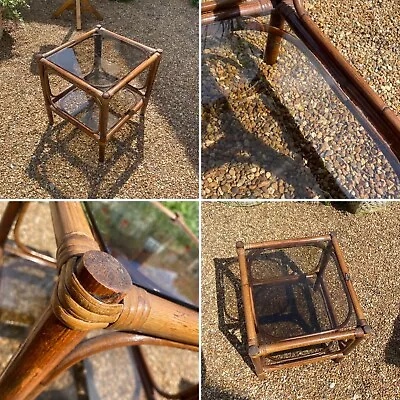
xmin=246 ymin=244 xmax=355 ymax=345
xmin=201 ymin=21 xmax=400 ymax=199
xmin=45 ymin=30 xmax=152 ymax=92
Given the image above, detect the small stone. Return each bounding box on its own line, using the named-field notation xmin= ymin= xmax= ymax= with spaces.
xmin=258 ymin=181 xmax=268 ymax=188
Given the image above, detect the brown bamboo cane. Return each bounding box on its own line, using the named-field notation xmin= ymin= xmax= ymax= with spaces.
xmin=0 ymin=202 xmax=23 ymax=262
xmin=106 ymin=53 xmax=161 ymax=98
xmin=140 ymin=52 xmax=162 ymax=116
xmin=0 ymin=202 xmax=132 ymax=400
xmin=27 ymin=332 xmax=198 ymax=399
xmin=244 ymin=235 xmax=331 ymax=250
xmin=259 ymin=328 xmax=360 ymax=355
xmin=37 ymin=61 xmax=54 ymax=125
xmin=264 ymin=351 xmax=344 ymax=371
xmin=330 ymin=232 xmax=370 ymax=332
xmin=236 ymin=241 xmax=265 ymax=376
xmin=108 ymin=285 xmax=199 ymax=346
xmin=99 ymin=27 xmax=158 ymax=54
xmin=263 ymin=10 xmax=285 ymax=64
xmin=201 ymin=0 xmax=245 ymax=13
xmin=152 ymin=201 xmax=199 ymax=245
xmin=201 ymin=0 xmax=273 ymax=25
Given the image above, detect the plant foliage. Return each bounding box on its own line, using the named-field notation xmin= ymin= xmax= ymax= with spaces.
xmin=0 ymin=0 xmax=29 ymax=21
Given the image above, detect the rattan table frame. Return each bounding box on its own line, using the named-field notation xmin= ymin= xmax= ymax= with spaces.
xmin=236 ymin=233 xmax=370 ymax=378
xmin=38 ymin=26 xmax=162 ymax=162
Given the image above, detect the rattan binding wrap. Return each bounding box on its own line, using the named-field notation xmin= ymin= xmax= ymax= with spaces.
xmin=52 ymin=258 xmax=123 ymax=331
xmin=56 ymin=232 xmax=100 ymax=268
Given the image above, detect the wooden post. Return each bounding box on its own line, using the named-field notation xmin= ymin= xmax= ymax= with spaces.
xmin=263 ymin=10 xmax=285 ymax=65
xmin=0 ymin=202 xmax=23 ymax=250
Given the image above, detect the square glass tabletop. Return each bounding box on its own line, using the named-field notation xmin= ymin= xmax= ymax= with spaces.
xmin=201 ymin=21 xmax=400 ymax=199
xmin=245 ymin=244 xmax=355 ymax=345
xmin=45 ymin=29 xmax=154 ymax=92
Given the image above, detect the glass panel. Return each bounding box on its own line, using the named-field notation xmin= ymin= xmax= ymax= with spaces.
xmin=108 ymin=88 xmax=143 ymax=121
xmin=53 ymin=87 xmax=143 ymax=133
xmin=46 ymin=32 xmax=151 ymax=92
xmin=246 ymin=244 xmax=355 ymax=343
xmin=47 ymin=37 xmax=95 ymax=78
xmin=86 ymin=202 xmax=199 ymax=307
xmin=201 ymin=21 xmax=400 ymax=199
xmin=54 ymin=88 xmax=103 ymax=132
xmin=99 ymin=33 xmax=150 ymax=87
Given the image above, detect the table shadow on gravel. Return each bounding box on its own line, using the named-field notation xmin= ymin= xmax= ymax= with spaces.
xmin=26 ymin=118 xmax=144 ymax=198
xmin=385 ymin=313 xmax=400 ymax=367
xmin=202 ymin=26 xmax=344 ymax=199
xmin=214 ymin=257 xmax=255 ymax=373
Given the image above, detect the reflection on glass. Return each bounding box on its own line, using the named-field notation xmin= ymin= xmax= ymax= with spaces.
xmin=87 ymin=202 xmax=199 ymax=307
xmin=202 ymin=21 xmax=400 ymax=199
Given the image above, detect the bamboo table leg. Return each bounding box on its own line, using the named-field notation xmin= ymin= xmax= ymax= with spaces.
xmin=76 ymin=0 xmax=82 ymax=30
xmin=0 ymin=202 xmax=23 ymax=264
xmin=263 ymin=10 xmax=285 ymax=64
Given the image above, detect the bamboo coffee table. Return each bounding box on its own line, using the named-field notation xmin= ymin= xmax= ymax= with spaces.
xmin=38 ymin=26 xmax=162 ymax=162
xmin=236 ymin=233 xmax=370 ymax=377
xmin=0 ymin=202 xmax=198 ymax=399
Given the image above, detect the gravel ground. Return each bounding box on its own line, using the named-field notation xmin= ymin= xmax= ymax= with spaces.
xmin=0 ymin=0 xmax=198 ymax=199
xmin=0 ymin=202 xmax=198 ymax=398
xmin=201 ymin=201 xmax=400 ymax=399
xmin=201 ymin=0 xmax=400 ymax=199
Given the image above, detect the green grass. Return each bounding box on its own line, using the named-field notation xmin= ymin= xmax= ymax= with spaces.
xmin=162 ymin=201 xmax=199 ymax=238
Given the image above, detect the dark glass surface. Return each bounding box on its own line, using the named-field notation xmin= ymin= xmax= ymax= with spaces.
xmin=46 ymin=31 xmax=151 ymax=92
xmin=86 ymin=202 xmax=199 ymax=307
xmin=54 ymin=87 xmax=142 ymax=132
xmin=246 ymin=244 xmax=355 ymax=344
xmin=201 ymin=20 xmax=400 ymax=199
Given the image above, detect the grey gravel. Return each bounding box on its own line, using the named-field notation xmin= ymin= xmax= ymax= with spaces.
xmin=201 ymin=201 xmax=400 ymax=399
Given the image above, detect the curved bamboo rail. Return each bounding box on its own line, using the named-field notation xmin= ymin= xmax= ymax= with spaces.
xmin=27 ymin=332 xmax=198 ymax=399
